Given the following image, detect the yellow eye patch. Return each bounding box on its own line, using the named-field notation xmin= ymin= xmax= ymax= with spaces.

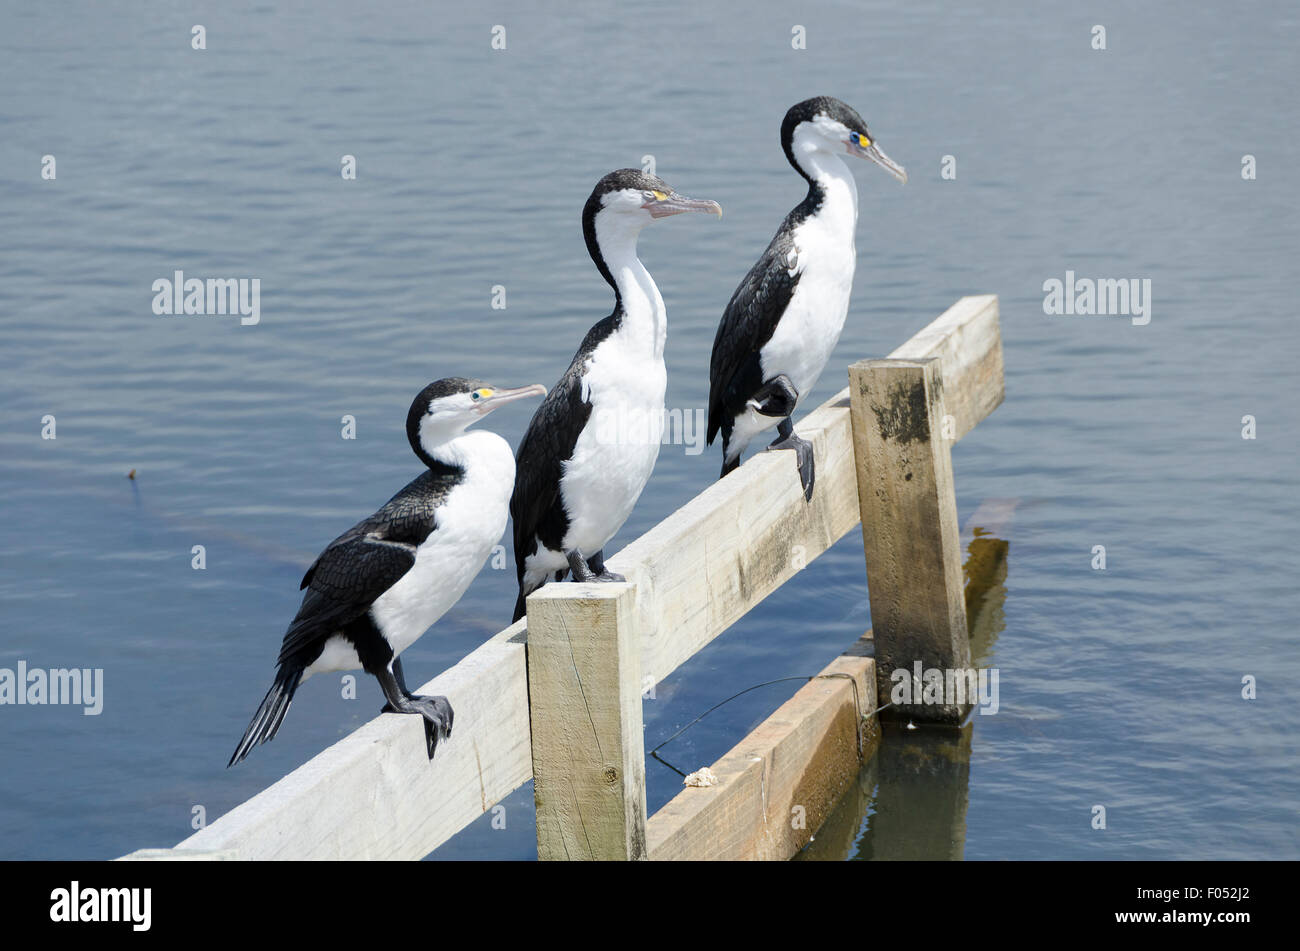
xmin=475 ymin=388 xmax=493 ymax=399
xmin=858 ymin=133 xmax=872 ymax=148
xmin=651 ymin=190 xmax=667 ymax=201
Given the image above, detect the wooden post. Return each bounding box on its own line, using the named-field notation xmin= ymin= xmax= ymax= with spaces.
xmin=848 ymin=357 xmax=972 ymax=723
xmin=525 ymin=583 xmax=647 ymax=860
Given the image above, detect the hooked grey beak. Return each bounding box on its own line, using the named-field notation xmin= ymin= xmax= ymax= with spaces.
xmin=643 ymin=192 xmax=724 ymax=219
xmin=847 ymin=137 xmax=907 ymax=184
xmin=476 ymin=383 xmax=547 ymax=414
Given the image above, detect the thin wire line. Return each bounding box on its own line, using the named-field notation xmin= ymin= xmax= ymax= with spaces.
xmin=648 ymin=673 xmax=892 ymax=777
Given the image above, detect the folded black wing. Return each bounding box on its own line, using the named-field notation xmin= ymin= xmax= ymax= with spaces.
xmin=277 ymin=533 xmax=417 ymax=666
xmin=510 ymin=318 xmax=611 ymax=582
xmin=276 ymin=471 xmax=455 ymax=667
xmin=708 ymin=223 xmax=802 ymax=445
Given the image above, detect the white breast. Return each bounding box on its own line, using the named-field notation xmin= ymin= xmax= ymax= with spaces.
xmin=365 ymin=431 xmax=514 ymax=659
xmin=558 ymin=326 xmax=666 ymax=557
xmin=759 ymin=212 xmax=857 ymax=403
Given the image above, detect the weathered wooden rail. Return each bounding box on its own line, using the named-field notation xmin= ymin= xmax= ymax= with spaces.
xmin=121 ymin=294 xmax=1003 ymax=862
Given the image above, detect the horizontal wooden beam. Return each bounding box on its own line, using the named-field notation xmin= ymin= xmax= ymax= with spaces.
xmin=116 ymin=848 xmax=237 ymax=861
xmin=646 ymin=636 xmax=878 ymax=861
xmin=888 ymin=294 xmax=1003 ymax=442
xmin=609 ymin=391 xmax=862 ymax=687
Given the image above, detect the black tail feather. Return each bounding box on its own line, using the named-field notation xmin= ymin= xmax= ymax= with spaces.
xmin=227 ymin=665 xmax=303 ymax=768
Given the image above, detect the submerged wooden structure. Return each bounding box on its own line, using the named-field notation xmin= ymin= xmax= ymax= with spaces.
xmin=121 ymin=294 xmax=1003 ymax=862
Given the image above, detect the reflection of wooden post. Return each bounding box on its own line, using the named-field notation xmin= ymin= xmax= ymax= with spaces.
xmin=849 ymin=357 xmax=971 ymax=722
xmin=856 ymin=720 xmax=973 ymax=860
xmin=962 ymin=498 xmax=1017 ymax=664
xmin=792 ymin=756 xmax=879 ymax=862
xmin=526 ymin=583 xmax=647 ymax=860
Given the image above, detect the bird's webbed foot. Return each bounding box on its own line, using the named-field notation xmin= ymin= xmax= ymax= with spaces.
xmin=381 ymin=693 xmax=454 ymax=760
xmin=377 ymin=662 xmax=454 ymax=760
xmin=766 ymin=416 xmax=815 ymax=501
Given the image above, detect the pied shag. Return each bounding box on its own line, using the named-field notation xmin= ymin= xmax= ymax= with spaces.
xmin=228 ymin=377 xmax=545 ymax=766
xmin=511 ymin=169 xmax=721 ymax=621
xmin=707 ymin=96 xmax=906 ymax=500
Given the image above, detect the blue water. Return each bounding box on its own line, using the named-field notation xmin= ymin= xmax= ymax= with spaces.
xmin=1 ymin=1 xmax=1297 ymax=860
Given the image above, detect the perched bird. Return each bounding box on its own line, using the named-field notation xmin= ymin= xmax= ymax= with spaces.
xmin=511 ymin=169 xmax=721 ymax=621
xmin=228 ymin=377 xmax=545 ymax=766
xmin=708 ymin=96 xmax=906 ymax=499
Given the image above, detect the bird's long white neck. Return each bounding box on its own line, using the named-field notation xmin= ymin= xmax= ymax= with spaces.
xmin=597 ymin=216 xmax=667 ymax=359
xmin=795 ymin=146 xmax=859 ymax=246
xmin=416 ymin=417 xmax=510 ymax=475
xmin=422 ymin=427 xmax=513 ymax=480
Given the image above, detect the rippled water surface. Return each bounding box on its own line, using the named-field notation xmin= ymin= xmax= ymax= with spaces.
xmin=2 ymin=1 xmax=1297 ymax=859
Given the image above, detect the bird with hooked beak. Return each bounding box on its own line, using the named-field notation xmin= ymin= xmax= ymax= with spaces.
xmin=229 ymin=377 xmax=545 ymax=766
xmin=511 ymin=169 xmax=721 ymax=621
xmin=708 ymin=96 xmax=906 ymax=500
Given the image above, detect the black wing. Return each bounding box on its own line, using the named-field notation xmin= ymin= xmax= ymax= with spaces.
xmin=277 ymin=470 xmax=454 ymax=666
xmin=511 ymin=316 xmax=615 ymax=584
xmin=707 ymin=219 xmax=803 ymax=446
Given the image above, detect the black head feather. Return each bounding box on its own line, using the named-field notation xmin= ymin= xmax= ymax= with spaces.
xmin=582 ymin=168 xmax=674 ymax=293
xmin=406 ymin=377 xmax=489 ymax=466
xmin=781 ymin=96 xmax=870 ymax=175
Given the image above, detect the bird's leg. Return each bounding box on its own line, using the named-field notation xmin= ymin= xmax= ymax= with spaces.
xmin=586 ymin=549 xmax=625 ymax=583
xmin=376 ymin=661 xmax=453 ymax=761
xmin=767 ymin=416 xmax=815 ymax=502
xmin=749 ymin=374 xmax=799 ymax=420
xmin=390 ymin=655 xmax=413 ymax=698
xmin=566 ymin=549 xmax=597 ymax=582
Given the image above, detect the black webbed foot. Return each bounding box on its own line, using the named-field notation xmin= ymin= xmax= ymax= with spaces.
xmin=380 ymin=694 xmax=454 ymax=760
xmin=766 ymin=417 xmax=815 ymax=501
xmin=376 ymin=660 xmax=454 ymax=760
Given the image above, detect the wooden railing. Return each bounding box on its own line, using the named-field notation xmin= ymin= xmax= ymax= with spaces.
xmin=120 ymin=294 xmax=1003 ymax=862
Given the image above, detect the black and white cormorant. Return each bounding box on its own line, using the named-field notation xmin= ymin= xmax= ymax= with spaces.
xmin=707 ymin=96 xmax=906 ymax=500
xmin=228 ymin=377 xmax=545 ymax=766
xmin=510 ymin=169 xmax=721 ymax=621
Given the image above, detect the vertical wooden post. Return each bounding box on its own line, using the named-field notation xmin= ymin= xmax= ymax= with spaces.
xmin=848 ymin=357 xmax=972 ymax=723
xmin=525 ymin=583 xmax=647 ymax=860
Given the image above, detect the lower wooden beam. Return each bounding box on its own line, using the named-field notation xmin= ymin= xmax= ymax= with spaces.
xmin=646 ymin=636 xmax=878 ymax=861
